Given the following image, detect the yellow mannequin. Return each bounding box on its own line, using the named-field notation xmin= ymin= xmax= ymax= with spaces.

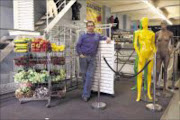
xmin=134 ymin=17 xmax=156 ymax=102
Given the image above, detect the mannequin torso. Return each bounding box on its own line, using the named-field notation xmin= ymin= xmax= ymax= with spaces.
xmin=138 ymin=30 xmax=155 ymax=59
xmin=156 ymin=30 xmax=173 ymax=54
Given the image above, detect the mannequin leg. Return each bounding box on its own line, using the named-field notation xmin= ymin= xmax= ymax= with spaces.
xmin=163 ymin=55 xmax=170 ymax=91
xmin=131 ymin=55 xmax=138 ymax=90
xmin=156 ymin=57 xmax=163 ymax=96
xmin=156 ymin=57 xmax=163 ymax=87
xmin=144 ymin=66 xmax=148 ymax=91
xmin=136 ymin=59 xmax=145 ymax=102
xmin=48 ymin=5 xmax=53 ymax=18
xmin=52 ymin=2 xmax=58 ymax=17
xmin=147 ymin=60 xmax=154 ymax=100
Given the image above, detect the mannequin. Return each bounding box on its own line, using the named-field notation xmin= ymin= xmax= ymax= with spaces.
xmin=155 ymin=20 xmax=174 ymax=96
xmin=47 ymin=0 xmax=58 ymax=17
xmin=114 ymin=17 xmax=119 ymax=30
xmin=71 ymin=1 xmax=82 ymax=20
xmin=132 ymin=22 xmax=148 ymax=91
xmin=134 ymin=17 xmax=156 ymax=102
xmin=106 ymin=16 xmax=114 ymax=37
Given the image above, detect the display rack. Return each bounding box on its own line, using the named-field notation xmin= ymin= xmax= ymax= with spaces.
xmin=92 ymin=41 xmax=115 ymax=95
xmin=112 ymin=32 xmax=136 ymax=78
xmin=13 ymin=26 xmax=79 ymax=107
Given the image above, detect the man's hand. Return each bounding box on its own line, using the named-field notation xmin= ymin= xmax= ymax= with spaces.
xmin=80 ymin=54 xmax=86 ymax=58
xmin=106 ymin=37 xmax=111 ymax=44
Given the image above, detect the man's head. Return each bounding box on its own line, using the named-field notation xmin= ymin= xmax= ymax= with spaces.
xmin=161 ymin=20 xmax=167 ymax=30
xmin=86 ymin=21 xmax=95 ymax=33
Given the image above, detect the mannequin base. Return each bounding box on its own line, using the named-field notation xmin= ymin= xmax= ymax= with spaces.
xmin=91 ymin=102 xmax=106 ymax=110
xmin=146 ymin=104 xmax=163 ymax=112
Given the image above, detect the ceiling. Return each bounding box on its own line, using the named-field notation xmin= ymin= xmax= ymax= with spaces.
xmin=94 ymin=0 xmax=180 ymax=26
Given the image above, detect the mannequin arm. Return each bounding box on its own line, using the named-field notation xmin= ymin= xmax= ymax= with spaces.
xmin=134 ymin=31 xmax=141 ymax=57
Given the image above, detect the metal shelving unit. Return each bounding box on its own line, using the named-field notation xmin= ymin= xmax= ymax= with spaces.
xmin=13 ymin=25 xmax=79 ymax=107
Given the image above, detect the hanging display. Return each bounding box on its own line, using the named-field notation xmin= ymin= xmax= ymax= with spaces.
xmin=86 ymin=0 xmax=102 ymax=33
xmin=71 ymin=1 xmax=82 ymax=20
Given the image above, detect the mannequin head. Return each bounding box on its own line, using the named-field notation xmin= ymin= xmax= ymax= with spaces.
xmin=141 ymin=17 xmax=149 ymax=29
xmin=161 ymin=20 xmax=167 ymax=30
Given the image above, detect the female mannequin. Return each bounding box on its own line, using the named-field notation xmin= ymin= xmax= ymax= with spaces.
xmin=155 ymin=20 xmax=174 ymax=96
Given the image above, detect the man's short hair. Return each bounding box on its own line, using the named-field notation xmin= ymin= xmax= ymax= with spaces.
xmin=86 ymin=21 xmax=95 ymax=27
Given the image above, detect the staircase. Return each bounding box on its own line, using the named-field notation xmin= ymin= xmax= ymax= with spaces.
xmin=0 ymin=0 xmax=77 ymax=95
xmin=35 ymin=0 xmax=76 ymax=33
xmin=0 ymin=0 xmax=76 ymax=62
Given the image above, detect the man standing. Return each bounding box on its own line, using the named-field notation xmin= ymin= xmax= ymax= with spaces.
xmin=76 ymin=21 xmax=111 ymax=102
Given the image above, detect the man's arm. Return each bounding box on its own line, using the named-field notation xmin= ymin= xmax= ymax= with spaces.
xmin=134 ymin=31 xmax=140 ymax=57
xmin=76 ymin=35 xmax=83 ymax=55
xmin=99 ymin=34 xmax=111 ymax=43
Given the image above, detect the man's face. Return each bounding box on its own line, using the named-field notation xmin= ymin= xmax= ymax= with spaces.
xmin=87 ymin=23 xmax=95 ymax=32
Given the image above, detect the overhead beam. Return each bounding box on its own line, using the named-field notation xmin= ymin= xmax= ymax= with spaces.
xmin=151 ymin=0 xmax=160 ymax=7
xmin=149 ymin=19 xmax=180 ymax=26
xmin=111 ymin=3 xmax=148 ymax=13
xmin=130 ymin=14 xmax=160 ymax=20
xmin=168 ymin=13 xmax=180 ymax=19
xmin=157 ymin=1 xmax=180 ymax=8
xmin=160 ymin=8 xmax=169 ymax=17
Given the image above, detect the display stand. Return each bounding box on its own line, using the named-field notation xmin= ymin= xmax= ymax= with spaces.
xmin=112 ymin=32 xmax=135 ymax=79
xmin=146 ymin=53 xmax=162 ymax=112
xmin=14 ymin=26 xmax=79 ymax=108
xmin=92 ymin=52 xmax=106 ymax=110
xmin=168 ymin=50 xmax=179 ymax=91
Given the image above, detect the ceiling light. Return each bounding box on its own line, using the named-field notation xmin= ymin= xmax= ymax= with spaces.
xmin=142 ymin=0 xmax=173 ymax=25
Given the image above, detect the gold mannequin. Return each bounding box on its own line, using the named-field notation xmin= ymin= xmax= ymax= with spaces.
xmin=134 ymin=17 xmax=156 ymax=102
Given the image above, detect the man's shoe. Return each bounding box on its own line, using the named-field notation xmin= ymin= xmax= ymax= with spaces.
xmin=82 ymin=97 xmax=89 ymax=102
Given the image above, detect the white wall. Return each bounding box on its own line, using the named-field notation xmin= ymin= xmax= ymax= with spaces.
xmin=117 ymin=14 xmax=123 ymax=30
xmin=126 ymin=15 xmax=132 ymax=31
xmin=102 ymin=7 xmax=132 ymax=31
xmin=103 ymin=6 xmax=111 ymax=24
xmin=34 ymin=0 xmax=46 ymax=24
xmin=116 ymin=14 xmax=132 ymax=31
xmin=0 ymin=0 xmax=13 ymax=39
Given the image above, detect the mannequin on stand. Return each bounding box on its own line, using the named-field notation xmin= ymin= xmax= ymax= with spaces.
xmin=134 ymin=17 xmax=156 ymax=102
xmin=155 ymin=20 xmax=174 ymax=97
xmin=71 ymin=1 xmax=82 ymax=20
xmin=131 ymin=21 xmax=148 ymax=91
xmin=114 ymin=17 xmax=119 ymax=31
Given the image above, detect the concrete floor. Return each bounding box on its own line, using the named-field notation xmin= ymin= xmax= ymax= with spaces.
xmin=0 ymin=80 xmax=173 ymax=120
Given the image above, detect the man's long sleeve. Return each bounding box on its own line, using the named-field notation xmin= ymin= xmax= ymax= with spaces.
xmin=76 ymin=35 xmax=83 ymax=55
xmin=99 ymin=34 xmax=107 ymax=41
